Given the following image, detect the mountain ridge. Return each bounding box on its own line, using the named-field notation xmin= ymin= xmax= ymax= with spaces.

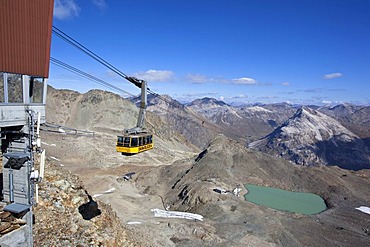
xmin=250 ymin=106 xmax=370 ymax=170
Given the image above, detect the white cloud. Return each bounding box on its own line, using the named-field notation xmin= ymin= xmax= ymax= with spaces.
xmin=134 ymin=69 xmax=174 ymax=82
xmin=183 ymin=74 xmax=265 ymax=86
xmin=323 ymin=72 xmax=343 ymax=79
xmin=281 ymin=82 xmax=290 ymax=86
xmin=230 ymin=94 xmax=248 ymax=99
xmin=181 ymin=92 xmax=218 ymax=98
xmin=54 ymin=0 xmax=80 ymax=20
xmin=174 ymin=92 xmax=219 ymax=103
xmin=186 ymin=73 xmax=208 ymax=84
xmin=321 ymin=100 xmax=332 ymax=105
xmin=92 ymin=0 xmax=107 ymax=10
xmin=219 ymin=96 xmax=225 ymax=101
xmin=232 ymin=77 xmax=257 ymax=85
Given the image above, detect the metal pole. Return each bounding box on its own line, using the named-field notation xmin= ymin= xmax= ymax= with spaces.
xmin=27 ymin=113 xmax=34 ymax=246
xmin=9 ymin=169 xmax=14 ymax=202
xmin=42 ymin=78 xmax=48 ymax=105
xmin=23 ymin=75 xmax=30 ymax=104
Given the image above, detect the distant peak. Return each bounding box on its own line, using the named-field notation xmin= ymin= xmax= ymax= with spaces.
xmin=190 ymin=97 xmax=228 ymax=106
xmin=294 ymin=106 xmax=315 ymax=117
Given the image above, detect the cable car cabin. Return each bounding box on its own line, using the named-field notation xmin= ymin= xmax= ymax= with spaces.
xmin=116 ymin=133 xmax=153 ymax=155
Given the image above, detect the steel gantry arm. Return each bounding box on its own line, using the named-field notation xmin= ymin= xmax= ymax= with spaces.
xmin=125 ymin=76 xmax=148 ymax=134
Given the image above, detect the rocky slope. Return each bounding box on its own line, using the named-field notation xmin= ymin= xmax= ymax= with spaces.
xmin=32 ymin=160 xmax=137 ymax=246
xmin=250 ymin=107 xmax=370 ymax=170
xmin=141 ymin=94 xmax=242 ymax=149
xmin=188 ymin=98 xmax=297 ymax=142
xmin=46 ymin=86 xmax=199 ymax=154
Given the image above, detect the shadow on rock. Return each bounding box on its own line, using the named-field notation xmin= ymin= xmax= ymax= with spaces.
xmin=78 ymin=191 xmax=101 ymax=220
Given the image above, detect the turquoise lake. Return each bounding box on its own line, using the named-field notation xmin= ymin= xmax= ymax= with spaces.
xmin=244 ymin=184 xmax=327 ymax=215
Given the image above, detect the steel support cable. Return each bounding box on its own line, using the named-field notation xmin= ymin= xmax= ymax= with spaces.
xmin=52 ymin=26 xmax=129 ymax=80
xmin=52 ymin=28 xmax=249 ymax=145
xmin=50 ymin=57 xmax=134 ymax=97
xmin=52 ymin=26 xmax=199 ymax=116
xmin=53 ymin=26 xmax=187 ymax=110
xmin=52 ymin=27 xmax=234 ymax=142
xmin=51 ymin=58 xmax=220 ymax=137
xmin=50 ymin=58 xmax=219 ymax=138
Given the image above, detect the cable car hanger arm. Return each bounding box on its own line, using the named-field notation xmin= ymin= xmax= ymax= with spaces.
xmin=124 ymin=77 xmax=148 ymax=134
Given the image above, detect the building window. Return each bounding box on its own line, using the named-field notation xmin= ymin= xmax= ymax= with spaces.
xmin=30 ymin=77 xmax=44 ymax=103
xmin=7 ymin=74 xmax=23 ymax=103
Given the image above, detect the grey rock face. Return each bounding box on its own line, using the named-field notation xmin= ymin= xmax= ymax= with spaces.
xmin=250 ymin=107 xmax=370 ymax=170
xmin=319 ymin=103 xmax=370 ymax=138
xmin=188 ymin=98 xmax=297 ymax=142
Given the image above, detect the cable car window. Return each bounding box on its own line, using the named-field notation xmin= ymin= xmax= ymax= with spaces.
xmin=131 ymin=138 xmax=138 ymax=147
xmin=139 ymin=137 xmax=143 ymax=146
xmin=124 ymin=137 xmax=131 ymax=147
xmin=149 ymin=135 xmax=153 ymax=143
xmin=117 ymin=136 xmax=124 ymax=145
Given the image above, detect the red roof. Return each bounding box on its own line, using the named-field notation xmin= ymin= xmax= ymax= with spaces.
xmin=0 ymin=0 xmax=54 ymax=78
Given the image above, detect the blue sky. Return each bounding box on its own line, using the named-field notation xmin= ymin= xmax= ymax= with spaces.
xmin=50 ymin=0 xmax=370 ymax=105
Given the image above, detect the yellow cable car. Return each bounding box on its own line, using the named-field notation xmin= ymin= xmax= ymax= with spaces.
xmin=116 ymin=133 xmax=153 ymax=155
xmin=116 ymin=76 xmax=153 ymax=155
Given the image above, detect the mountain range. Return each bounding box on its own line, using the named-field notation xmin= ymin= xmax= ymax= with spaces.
xmin=34 ymin=87 xmax=370 ymax=246
xmin=144 ymin=95 xmax=370 ymax=170
xmin=187 ymin=98 xmax=298 ymax=142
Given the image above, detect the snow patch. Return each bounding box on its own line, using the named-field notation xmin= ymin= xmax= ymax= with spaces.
xmin=230 ymin=108 xmax=243 ymax=119
xmin=151 ymin=208 xmax=203 ymax=221
xmin=43 ymin=142 xmax=57 ymax=146
xmin=247 ymin=106 xmax=272 ymax=113
xmin=356 ymin=206 xmax=370 ymax=215
xmin=127 ymin=221 xmax=142 ymax=225
xmin=105 ymin=188 xmax=116 ymax=193
xmin=92 ymin=188 xmax=115 ymax=198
